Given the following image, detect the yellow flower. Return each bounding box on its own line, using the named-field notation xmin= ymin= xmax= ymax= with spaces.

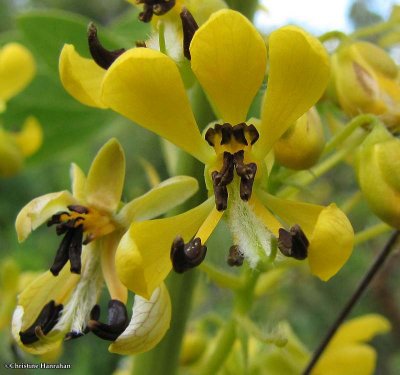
xmin=0 ymin=116 xmax=43 ymax=177
xmin=59 ymin=10 xmax=353 ymax=299
xmin=12 ymin=138 xmax=199 ymax=355
xmin=0 ymin=43 xmax=36 ymax=112
xmin=331 ymin=41 xmax=400 ymax=131
xmin=356 ymin=123 xmax=400 ymax=228
xmin=312 ymin=314 xmax=391 ymax=375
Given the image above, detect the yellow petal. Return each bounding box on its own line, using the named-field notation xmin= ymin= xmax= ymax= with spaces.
xmin=100 ymin=234 xmax=128 ymax=303
xmin=313 ymin=345 xmax=376 ymax=375
xmin=116 ymin=198 xmax=214 ymax=299
xmin=118 ymin=176 xmax=199 ymax=224
xmin=12 ymin=116 xmax=43 ymax=157
xmin=190 ymin=9 xmax=267 ymax=124
xmin=101 ymin=48 xmax=211 ymax=164
xmin=12 ymin=268 xmax=79 ymax=354
xmin=59 ymin=44 xmax=107 ymax=108
xmin=85 ymin=138 xmax=125 ymax=213
xmin=255 ymin=26 xmax=330 ymax=158
xmin=329 ymin=314 xmax=391 ymax=348
xmin=15 ymin=191 xmax=76 ymax=242
xmin=257 ymin=191 xmax=323 ymax=236
xmin=0 ymin=43 xmax=35 ymax=104
xmin=308 ymin=204 xmax=354 ymax=281
xmin=70 ymin=163 xmax=86 ymax=201
xmin=109 ymin=283 xmax=171 ymax=354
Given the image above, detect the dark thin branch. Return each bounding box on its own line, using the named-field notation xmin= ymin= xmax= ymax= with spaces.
xmin=303 ymin=230 xmax=400 ymax=375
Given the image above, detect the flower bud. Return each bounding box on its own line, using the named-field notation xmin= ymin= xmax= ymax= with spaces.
xmin=180 ymin=331 xmax=207 ymax=366
xmin=331 ymin=41 xmax=400 ymax=131
xmin=356 ymin=124 xmax=400 ymax=228
xmin=0 ymin=129 xmax=24 ymax=177
xmin=273 ymin=108 xmax=325 ymax=170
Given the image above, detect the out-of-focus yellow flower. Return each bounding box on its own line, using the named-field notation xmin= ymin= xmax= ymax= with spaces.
xmin=274 ymin=107 xmax=325 ymax=170
xmin=0 ymin=116 xmax=43 ymax=177
xmin=356 ymin=123 xmax=400 ymax=228
xmin=0 ymin=43 xmax=35 ymax=112
xmin=60 ymin=9 xmax=353 ymax=300
xmin=331 ymin=41 xmax=400 ymax=131
xmin=312 ymin=314 xmax=391 ymax=375
xmin=12 ymin=139 xmax=198 ymax=356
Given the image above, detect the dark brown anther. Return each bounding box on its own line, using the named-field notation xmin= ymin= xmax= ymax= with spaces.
xmin=138 ymin=0 xmax=176 ymax=23
xmin=219 ymin=124 xmax=233 ymax=145
xmin=278 ymin=225 xmax=309 ymax=260
xmin=88 ymin=300 xmax=129 ymax=341
xmin=171 ymin=236 xmax=207 ymax=273
xmin=227 ymin=245 xmax=244 ymax=267
xmin=234 ymin=150 xmax=257 ymax=201
xmin=47 ymin=212 xmax=69 ymax=227
xmin=19 ymin=301 xmax=63 ymax=345
xmin=247 ymin=124 xmax=259 ymax=145
xmin=180 ymin=7 xmax=198 ymax=60
xmin=69 ymin=224 xmax=84 ymax=274
xmin=232 ymin=123 xmax=248 ymax=145
xmin=205 ymin=128 xmax=216 ymax=146
xmin=212 ymin=172 xmax=229 ymax=211
xmin=50 ymin=229 xmax=74 ymax=276
xmin=88 ymin=22 xmax=126 ymax=70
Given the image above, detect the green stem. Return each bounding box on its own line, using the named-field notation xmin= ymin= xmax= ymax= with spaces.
xmin=351 ymin=20 xmax=398 ymax=39
xmin=322 ymin=114 xmax=379 ymax=156
xmin=199 ymin=262 xmax=242 ymax=290
xmin=355 ymin=222 xmax=392 ymax=245
xmin=318 ymin=30 xmax=348 ymax=43
xmin=226 ymin=0 xmax=259 ymax=20
xmin=340 ymin=191 xmax=362 ymax=215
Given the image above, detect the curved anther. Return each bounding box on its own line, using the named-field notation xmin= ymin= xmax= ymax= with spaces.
xmin=19 ymin=301 xmax=63 ymax=345
xmin=278 ymin=224 xmax=309 ymax=260
xmin=88 ymin=300 xmax=129 ymax=341
xmin=180 ymin=8 xmax=198 ymax=60
xmin=227 ymin=245 xmax=244 ymax=267
xmin=234 ymin=150 xmax=257 ymax=201
xmin=171 ymin=237 xmax=207 ymax=273
xmin=88 ymin=23 xmax=126 ymax=69
xmin=137 ymin=0 xmax=176 ymax=23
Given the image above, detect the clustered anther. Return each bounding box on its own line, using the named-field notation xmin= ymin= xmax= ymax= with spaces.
xmin=180 ymin=8 xmax=199 ymax=60
xmin=87 ymin=300 xmax=129 ymax=341
xmin=137 ymin=0 xmax=176 ymax=23
xmin=19 ymin=301 xmax=63 ymax=345
xmin=205 ymin=123 xmax=259 ymax=147
xmin=170 ymin=237 xmax=207 ymax=273
xmin=277 ymin=224 xmax=309 ymax=260
xmin=47 ymin=205 xmax=90 ymax=276
xmin=87 ymin=23 xmax=126 ymax=69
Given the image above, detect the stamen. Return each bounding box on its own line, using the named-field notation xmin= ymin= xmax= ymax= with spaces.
xmin=232 ymin=123 xmax=248 ymax=146
xmin=278 ymin=225 xmax=309 ymax=260
xmin=87 ymin=23 xmax=126 ymax=70
xmin=88 ymin=300 xmax=129 ymax=341
xmin=137 ymin=0 xmax=176 ymax=23
xmin=69 ymin=224 xmax=84 ymax=274
xmin=247 ymin=124 xmax=259 ymax=145
xmin=135 ymin=41 xmax=147 ymax=48
xmin=180 ymin=8 xmax=199 ymax=60
xmin=171 ymin=237 xmax=207 ymax=273
xmin=68 ymin=205 xmax=89 ymax=214
xmin=19 ymin=301 xmax=63 ymax=345
xmin=50 ymin=229 xmax=74 ymax=276
xmin=227 ymin=245 xmax=244 ymax=267
xmin=234 ymin=150 xmax=257 ymax=201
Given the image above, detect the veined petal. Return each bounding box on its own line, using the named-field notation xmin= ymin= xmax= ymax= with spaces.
xmin=329 ymin=314 xmax=391 ymax=348
xmin=12 ymin=116 xmax=43 ymax=157
xmin=118 ymin=176 xmax=199 ymax=224
xmin=85 ymin=138 xmax=125 ymax=213
xmin=101 ymin=48 xmax=211 ymax=164
xmin=12 ymin=268 xmax=79 ymax=354
xmin=190 ymin=9 xmax=267 ymax=124
xmin=16 ymin=191 xmax=76 ymax=242
xmin=312 ymin=345 xmax=376 ymax=375
xmin=116 ymin=197 xmax=214 ymax=299
xmin=70 ymin=163 xmax=86 ymax=201
xmin=59 ymin=44 xmax=107 ymax=108
xmin=0 ymin=43 xmax=35 ymax=104
xmin=109 ymin=283 xmax=171 ymax=354
xmin=255 ymin=26 xmax=330 ymax=158
xmin=308 ymin=204 xmax=354 ymax=281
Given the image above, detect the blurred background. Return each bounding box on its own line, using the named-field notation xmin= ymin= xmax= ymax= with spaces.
xmin=0 ymin=0 xmax=399 ymax=374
